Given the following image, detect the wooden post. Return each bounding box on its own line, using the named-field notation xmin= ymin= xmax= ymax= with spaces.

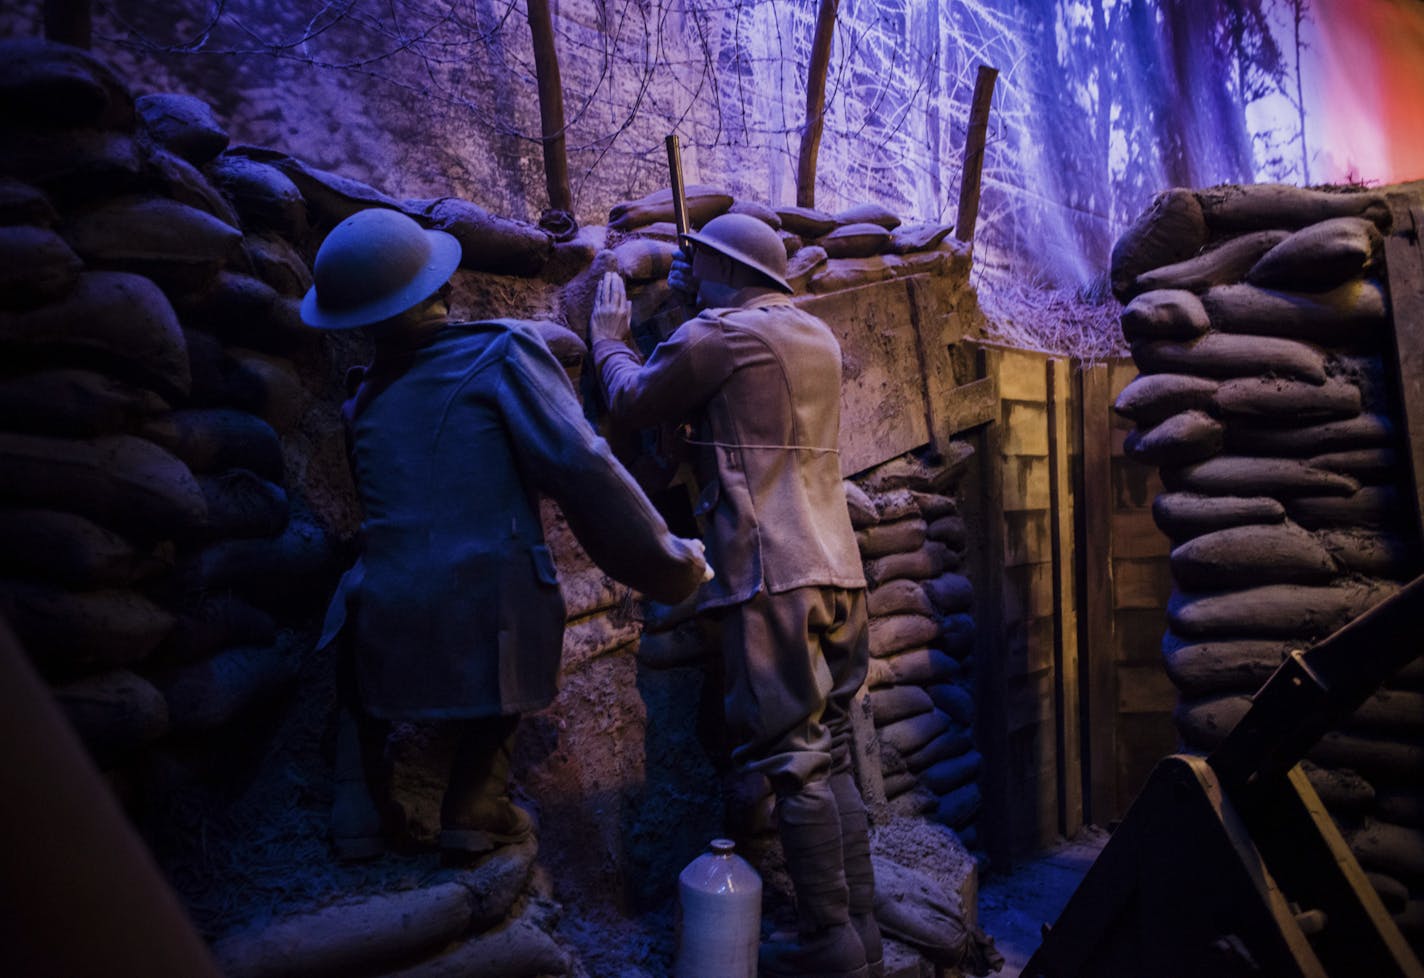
xmin=1076 ymin=363 xmax=1116 ymax=826
xmin=1383 ymin=197 xmax=1424 ymax=541
xmin=45 ymin=0 xmax=91 ymax=48
xmin=1047 ymin=358 xmax=1083 ymax=838
xmin=954 ymin=64 xmax=998 ymax=244
xmin=526 ymin=0 xmax=573 ymax=216
xmin=795 ymin=0 xmax=839 ymax=209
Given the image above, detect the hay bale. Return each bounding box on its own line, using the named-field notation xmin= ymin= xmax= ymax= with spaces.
xmin=1132 ymin=332 xmax=1328 ymax=384
xmin=0 ymin=368 xmax=167 ymax=437
xmin=0 ymin=38 xmax=134 ymax=130
xmin=1124 ymin=410 xmax=1223 ymax=467
xmin=0 ymin=508 xmax=171 ymax=588
xmin=1224 ymin=413 xmax=1394 ymax=458
xmin=857 ymin=517 xmax=928 ymax=559
xmin=0 ymin=225 xmax=82 ymax=308
xmin=135 ymin=92 xmax=228 ymax=165
xmin=1246 ymin=216 xmax=1383 ymax=291
xmin=54 ymin=668 xmax=168 ymax=763
xmin=1196 ymin=184 xmax=1390 ymax=233
xmin=775 ymin=205 xmax=839 ymax=237
xmin=1168 ymin=580 xmax=1397 ymax=639
xmin=0 ymin=432 xmax=206 ymax=539
xmin=1110 ymin=188 xmax=1207 ymax=299
xmin=869 ymin=684 xmax=934 ymax=726
xmin=1202 ymin=279 xmax=1388 ymax=344
xmin=205 ymin=153 xmax=308 ymax=236
xmin=836 ymin=203 xmax=901 ymax=230
xmin=1119 ymin=289 xmax=1210 ymax=341
xmin=1160 ymin=634 xmax=1292 ymax=696
xmin=819 ymin=222 xmax=892 ymax=259
xmin=1113 ymin=373 xmax=1219 ymax=426
xmin=1169 ymin=523 xmax=1337 ymax=590
xmin=1151 ymin=492 xmax=1285 ymax=541
xmin=1162 ymin=456 xmax=1359 ymax=498
xmin=608 ymin=185 xmax=732 ymax=231
xmin=0 ymin=581 xmax=175 ymax=668
xmin=0 ymin=269 xmax=189 ymax=398
xmin=1212 ymin=376 xmax=1362 ymax=424
xmin=411 ymin=197 xmax=552 ymax=276
xmin=1136 ymin=230 xmax=1289 ymax=294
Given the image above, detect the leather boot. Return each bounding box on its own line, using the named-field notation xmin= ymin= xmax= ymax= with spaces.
xmin=831 ymin=770 xmax=884 ymax=978
xmin=439 ymin=717 xmax=533 ymax=860
xmin=331 ymin=704 xmax=387 ymax=861
xmin=759 ymin=779 xmax=869 ymax=978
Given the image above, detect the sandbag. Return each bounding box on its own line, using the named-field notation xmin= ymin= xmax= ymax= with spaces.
xmin=0 ymin=508 xmax=171 ymax=588
xmin=1310 ymin=730 xmax=1424 ymax=784
xmin=1301 ymin=761 xmax=1375 ymax=815
xmin=1160 ymin=634 xmax=1292 ymax=696
xmin=887 ymin=250 xmax=954 ymax=278
xmin=905 ymin=727 xmax=974 ymax=772
xmin=928 ymin=682 xmax=975 ymax=726
xmin=927 ymin=516 xmax=967 ymax=550
xmin=1119 ymin=289 xmax=1210 ymax=341
xmin=857 ymin=517 xmax=928 ymax=559
xmin=785 ymin=245 xmax=828 ymax=292
xmin=138 ymin=407 xmax=283 ymax=481
xmin=836 ymin=202 xmax=901 ymax=230
xmin=54 ymin=668 xmax=169 ymax=765
xmin=1316 ymin=528 xmax=1417 ymax=579
xmin=61 ymin=195 xmax=242 ymax=296
xmin=872 ymin=647 xmax=962 ymax=688
xmin=1349 ymin=821 xmax=1424 ymax=883
xmin=1124 ymin=410 xmax=1223 ymax=467
xmin=1162 ymin=455 xmax=1359 ymax=498
xmin=774 ymin=205 xmax=839 ymax=237
xmin=1310 ymin=447 xmax=1400 ymax=483
xmin=0 ymin=268 xmax=191 ymax=397
xmin=1152 ymin=492 xmax=1285 ymax=541
xmin=613 ymin=236 xmax=679 ymax=283
xmin=241 ymin=233 xmax=312 ymax=298
xmin=1225 ymin=412 xmax=1394 ymax=458
xmin=515 ymin=319 xmax=586 ymax=366
xmin=934 ymin=782 xmax=982 ymax=830
xmin=0 ymin=367 xmax=167 ymax=437
xmin=879 ymin=708 xmax=953 ymax=758
xmin=0 ymin=177 xmax=58 ymax=226
xmin=844 ymin=479 xmax=878 ymax=527
xmin=811 ymin=256 xmax=894 ymax=293
xmin=409 ymin=197 xmax=552 ymax=276
xmin=870 ymin=613 xmax=943 ymax=658
xmin=1377 ymin=788 xmax=1424 ymax=828
xmin=1174 ymin=692 xmax=1250 ymax=750
xmin=195 ymin=470 xmax=289 ymax=541
xmin=1112 ymin=372 xmax=1218 ymax=426
xmin=1133 ymin=332 xmax=1329 ymax=385
xmin=779 ymin=229 xmax=804 ymax=256
xmin=728 ymin=199 xmax=781 ymax=228
xmin=1135 ymin=230 xmax=1288 ymax=294
xmin=1286 ymin=485 xmax=1404 ymax=530
xmin=913 ymin=491 xmax=957 ymax=519
xmin=1211 ymin=375 xmax=1361 ymax=424
xmin=1196 ymin=184 xmax=1390 ymax=233
xmin=1109 ymin=188 xmax=1207 ymax=299
xmin=142 ymin=146 xmax=243 ymax=228
xmin=135 ymin=92 xmax=228 ymax=165
xmin=185 ymin=513 xmax=337 ymax=604
xmin=888 ymin=220 xmax=956 ymax=251
xmin=1169 ymin=522 xmax=1336 ymax=590
xmin=921 ymin=751 xmax=981 ymax=796
xmin=608 ymin=185 xmax=732 ymax=231
xmin=0 ymin=38 xmax=134 ymax=130
xmin=205 ymin=152 xmax=309 ymax=236
xmin=819 ymin=222 xmax=891 ymax=259
xmin=939 ymin=613 xmax=975 ymax=658
xmin=222 ymin=348 xmax=308 ymax=433
xmin=160 ymin=591 xmax=279 ymax=665
xmin=1351 ymin=687 xmax=1424 ymax=735
xmin=0 ymin=225 xmax=82 ymax=308
xmin=0 ymin=129 xmax=145 ymax=199
xmin=154 ymin=634 xmax=300 ymax=734
xmin=0 ymin=580 xmax=175 ymax=669
xmin=868 ymin=578 xmax=935 ymax=619
xmin=923 ymin=573 xmax=973 ymax=614
xmin=0 ymin=432 xmax=206 ymax=538
xmin=1168 ymin=580 xmax=1397 ymax=639
xmin=1202 ymin=279 xmax=1388 ymax=344
xmin=870 ymin=855 xmax=1000 ymax=971
xmin=874 ymin=488 xmax=921 ymax=522
xmin=181 ymin=270 xmax=310 ymax=355
xmin=1247 ymin=216 xmax=1383 ymax=291
xmin=865 ymin=544 xmax=949 ymax=587
xmin=869 ymin=684 xmax=934 ymax=726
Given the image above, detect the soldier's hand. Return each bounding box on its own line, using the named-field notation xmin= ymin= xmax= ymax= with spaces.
xmin=591 ymin=271 xmax=632 ymax=345
xmin=668 ymin=249 xmax=697 ymax=298
xmin=678 ymin=537 xmax=714 ymax=584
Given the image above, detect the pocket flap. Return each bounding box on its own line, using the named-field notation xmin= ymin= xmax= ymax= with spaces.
xmin=694 ymin=476 xmax=721 ymax=517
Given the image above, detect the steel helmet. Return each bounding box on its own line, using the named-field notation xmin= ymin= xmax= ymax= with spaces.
xmin=684 ymin=212 xmax=792 ymax=294
xmin=301 ymin=208 xmax=462 ymax=330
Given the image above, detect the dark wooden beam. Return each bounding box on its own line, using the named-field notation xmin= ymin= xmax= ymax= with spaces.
xmin=954 ymin=64 xmax=998 ymax=244
xmin=795 ymin=0 xmax=839 ymax=209
xmin=526 ymin=0 xmax=572 ymax=216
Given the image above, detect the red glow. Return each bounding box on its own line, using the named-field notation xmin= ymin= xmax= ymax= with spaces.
xmin=1310 ymin=0 xmax=1424 ymax=184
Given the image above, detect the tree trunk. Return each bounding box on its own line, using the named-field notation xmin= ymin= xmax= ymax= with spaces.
xmin=526 ymin=0 xmax=572 ymax=216
xmin=796 ymin=0 xmax=839 ymax=209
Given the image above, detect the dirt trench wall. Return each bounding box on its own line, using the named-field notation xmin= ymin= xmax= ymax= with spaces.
xmin=1112 ymin=180 xmax=1424 ymax=945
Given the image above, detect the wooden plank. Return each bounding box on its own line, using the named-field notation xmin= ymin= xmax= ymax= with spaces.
xmin=1002 ymin=456 xmax=1052 ymax=511
xmin=938 ymin=374 xmax=999 ymax=437
xmin=1077 ymin=362 xmax=1118 ymax=826
xmin=1004 ymin=562 xmax=1056 ymax=622
xmin=1110 ymin=510 xmax=1171 ymax=559
xmin=1003 ymin=400 xmax=1050 ymax=457
xmin=1112 ymin=557 xmax=1174 ymax=611
xmin=1111 ymin=454 xmax=1159 ymax=511
xmin=1108 ymin=359 xmax=1137 ymax=403
xmin=1004 ymin=615 xmax=1058 ymax=677
xmin=1383 ymin=196 xmax=1424 ymax=539
xmin=1048 ymin=358 xmax=1083 ymax=837
xmin=954 ymin=64 xmax=999 ymax=245
xmin=1003 ymin=510 xmax=1051 ymax=567
xmin=1116 ymin=661 xmax=1178 ymax=714
xmin=997 ymin=348 xmax=1049 ymax=401
xmin=1112 ymin=607 xmax=1170 ymax=665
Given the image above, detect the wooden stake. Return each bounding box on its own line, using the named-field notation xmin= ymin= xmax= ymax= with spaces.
xmin=796 ymin=0 xmax=839 ymax=209
xmin=526 ymin=0 xmax=572 ymax=215
xmin=954 ymin=64 xmax=999 ymax=244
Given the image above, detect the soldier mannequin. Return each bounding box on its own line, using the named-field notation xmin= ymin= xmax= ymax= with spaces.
xmin=590 ymin=213 xmax=882 ymax=978
xmin=303 ymin=208 xmax=708 ymax=863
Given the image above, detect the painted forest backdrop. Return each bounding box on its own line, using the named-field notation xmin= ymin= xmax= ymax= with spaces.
xmin=5 ymin=0 xmax=1421 ymax=292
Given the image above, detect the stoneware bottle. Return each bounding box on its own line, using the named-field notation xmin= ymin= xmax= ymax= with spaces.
xmin=674 ymin=838 xmax=762 ymax=978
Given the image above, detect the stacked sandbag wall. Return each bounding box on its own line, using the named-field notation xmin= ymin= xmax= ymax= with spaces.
xmin=1111 ymin=181 xmax=1424 ymax=943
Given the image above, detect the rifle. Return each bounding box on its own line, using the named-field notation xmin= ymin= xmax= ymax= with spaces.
xmin=665 ymin=133 xmax=690 ymax=253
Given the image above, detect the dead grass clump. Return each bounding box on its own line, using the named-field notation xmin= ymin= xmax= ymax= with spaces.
xmin=977 ymin=275 xmax=1126 ymax=363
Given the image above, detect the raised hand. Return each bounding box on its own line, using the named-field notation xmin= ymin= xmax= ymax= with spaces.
xmin=590 ymin=271 xmax=632 ymax=345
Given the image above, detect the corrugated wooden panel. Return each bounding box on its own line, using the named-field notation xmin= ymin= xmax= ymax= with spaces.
xmin=1110 ymin=510 xmax=1171 ymax=559
xmin=1112 ymin=557 xmax=1174 ymax=611
xmin=1002 ymin=457 xmax=1052 ymax=511
xmin=1117 ymin=661 xmax=1178 ymax=714
xmin=1003 ymin=401 xmax=1050 ymax=456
